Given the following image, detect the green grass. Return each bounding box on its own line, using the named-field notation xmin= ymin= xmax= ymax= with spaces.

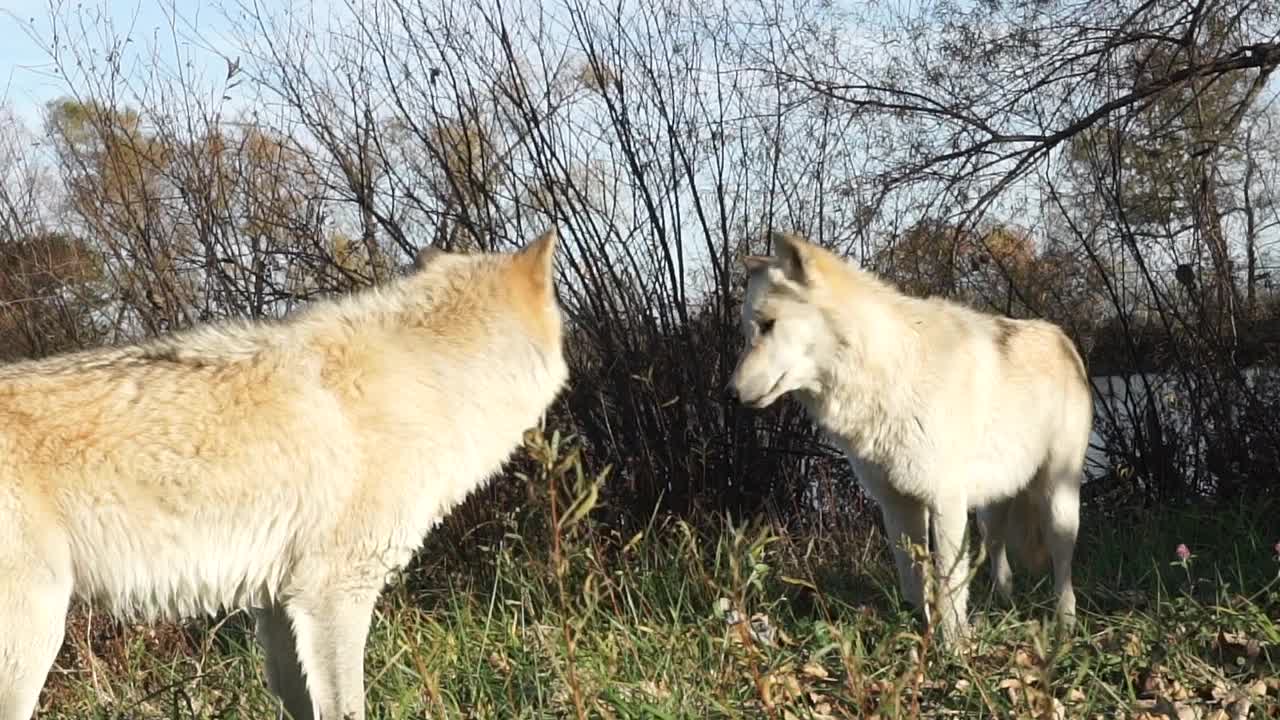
xmin=38 ymin=431 xmax=1280 ymax=719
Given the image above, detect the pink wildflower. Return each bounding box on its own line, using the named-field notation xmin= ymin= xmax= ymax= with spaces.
xmin=1175 ymin=543 xmax=1191 ymax=562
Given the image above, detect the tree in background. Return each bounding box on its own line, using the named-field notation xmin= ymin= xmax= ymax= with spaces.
xmin=5 ymin=0 xmax=1279 ymax=527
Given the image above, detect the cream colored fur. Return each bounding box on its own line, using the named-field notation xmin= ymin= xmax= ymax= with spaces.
xmin=0 ymin=229 xmax=569 ymax=720
xmin=729 ymin=232 xmax=1093 ymax=646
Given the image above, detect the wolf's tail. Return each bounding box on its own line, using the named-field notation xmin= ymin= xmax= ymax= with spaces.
xmin=1004 ymin=486 xmax=1050 ymax=574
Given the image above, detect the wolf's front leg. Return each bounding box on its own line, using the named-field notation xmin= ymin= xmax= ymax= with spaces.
xmin=285 ymin=584 xmax=380 ymax=720
xmin=877 ymin=488 xmax=930 ymax=611
xmin=254 ymin=605 xmax=314 ymax=720
xmin=930 ymin=501 xmax=972 ymax=646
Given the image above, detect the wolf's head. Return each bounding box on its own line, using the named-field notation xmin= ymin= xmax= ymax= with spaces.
xmin=728 ymin=231 xmax=849 ymax=409
xmin=406 ymin=227 xmax=567 ymax=386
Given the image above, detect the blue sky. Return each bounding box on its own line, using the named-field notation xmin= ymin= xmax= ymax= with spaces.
xmin=1 ymin=0 xmax=240 ymax=129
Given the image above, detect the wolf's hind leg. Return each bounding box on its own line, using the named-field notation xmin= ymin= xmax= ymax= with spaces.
xmin=1042 ymin=464 xmax=1081 ymax=630
xmin=976 ymin=498 xmax=1014 ymax=602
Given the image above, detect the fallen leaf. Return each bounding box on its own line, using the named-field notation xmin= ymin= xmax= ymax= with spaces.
xmin=802 ymin=660 xmax=829 ymax=680
xmin=1173 ymin=702 xmax=1202 ymax=720
xmin=1214 ymin=630 xmax=1262 ymax=663
xmin=637 ymin=680 xmax=669 ymax=700
xmin=1226 ymin=698 xmax=1252 ymax=720
xmin=1123 ymin=632 xmax=1145 ymax=657
xmin=1138 ymin=666 xmax=1170 ymax=698
xmin=1207 ymin=680 xmax=1232 ymax=702
xmin=1136 ymin=697 xmax=1200 ymax=720
xmin=487 ymin=651 xmax=511 ymax=675
xmin=1000 ymin=677 xmax=1022 ymax=704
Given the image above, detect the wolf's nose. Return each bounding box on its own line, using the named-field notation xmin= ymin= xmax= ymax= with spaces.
xmin=724 ymin=379 xmax=738 ymax=400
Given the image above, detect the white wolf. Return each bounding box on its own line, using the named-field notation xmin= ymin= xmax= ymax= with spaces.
xmin=0 ymin=229 xmax=569 ymax=719
xmin=728 ymin=232 xmax=1093 ymax=644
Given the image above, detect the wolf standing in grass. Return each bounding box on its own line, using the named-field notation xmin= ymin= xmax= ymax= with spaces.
xmin=0 ymin=229 xmax=568 ymax=719
xmin=729 ymin=232 xmax=1093 ymax=646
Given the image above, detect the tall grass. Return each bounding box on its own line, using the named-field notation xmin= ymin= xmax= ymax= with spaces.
xmin=39 ymin=430 xmax=1280 ymax=718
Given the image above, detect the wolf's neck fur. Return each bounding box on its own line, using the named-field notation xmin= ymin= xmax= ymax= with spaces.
xmin=799 ymin=268 xmax=925 ymax=466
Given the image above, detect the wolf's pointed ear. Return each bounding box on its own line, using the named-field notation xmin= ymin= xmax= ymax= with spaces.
xmin=772 ymin=231 xmax=814 ymax=285
xmin=742 ymin=255 xmax=773 ymax=275
xmin=514 ymin=226 xmax=559 ymax=293
xmin=413 ymin=245 xmax=446 ymax=271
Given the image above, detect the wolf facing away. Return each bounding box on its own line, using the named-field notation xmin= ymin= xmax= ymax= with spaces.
xmin=728 ymin=232 xmax=1093 ymax=645
xmin=0 ymin=229 xmax=569 ymax=719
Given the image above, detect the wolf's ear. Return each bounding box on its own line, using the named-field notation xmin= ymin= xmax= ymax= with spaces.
xmin=772 ymin=231 xmax=815 ymax=285
xmin=514 ymin=226 xmax=559 ymax=294
xmin=413 ymin=245 xmax=446 ymax=271
xmin=742 ymin=255 xmax=773 ymax=275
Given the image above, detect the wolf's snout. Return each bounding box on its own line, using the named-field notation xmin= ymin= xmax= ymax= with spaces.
xmin=725 ymin=361 xmax=745 ymax=402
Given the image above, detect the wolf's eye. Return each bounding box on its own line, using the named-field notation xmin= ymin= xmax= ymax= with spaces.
xmin=758 ymin=318 xmax=775 ymax=335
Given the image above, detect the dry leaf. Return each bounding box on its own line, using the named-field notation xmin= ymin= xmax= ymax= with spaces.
xmin=637 ymin=680 xmax=669 ymax=700
xmin=1208 ymin=680 xmax=1232 ymax=702
xmin=1138 ymin=666 xmax=1170 ymax=698
xmin=1124 ymin=632 xmax=1145 ymax=657
xmin=1066 ymin=687 xmax=1087 ymax=704
xmin=1225 ymin=698 xmax=1252 ymax=720
xmin=1214 ymin=630 xmax=1262 ymax=663
xmin=802 ymin=661 xmax=830 ymax=680
xmin=1038 ymin=696 xmax=1067 ymax=720
xmin=487 ymin=651 xmax=511 ymax=675
xmin=1136 ymin=697 xmax=1200 ymax=720
xmin=1000 ymin=677 xmax=1023 ymax=704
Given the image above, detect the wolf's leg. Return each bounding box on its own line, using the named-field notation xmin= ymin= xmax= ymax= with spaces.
xmin=877 ymin=488 xmax=930 ymax=611
xmin=0 ymin=546 xmax=71 ymax=720
xmin=976 ymin=498 xmax=1014 ymax=601
xmin=1042 ymin=468 xmax=1081 ymax=630
xmin=285 ymin=586 xmax=379 ymax=720
xmin=930 ymin=500 xmax=972 ymax=645
xmin=254 ymin=605 xmax=314 ymax=720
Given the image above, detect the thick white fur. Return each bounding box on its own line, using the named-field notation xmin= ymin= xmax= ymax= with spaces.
xmin=729 ymin=232 xmax=1093 ymax=645
xmin=0 ymin=229 xmax=569 ymax=720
